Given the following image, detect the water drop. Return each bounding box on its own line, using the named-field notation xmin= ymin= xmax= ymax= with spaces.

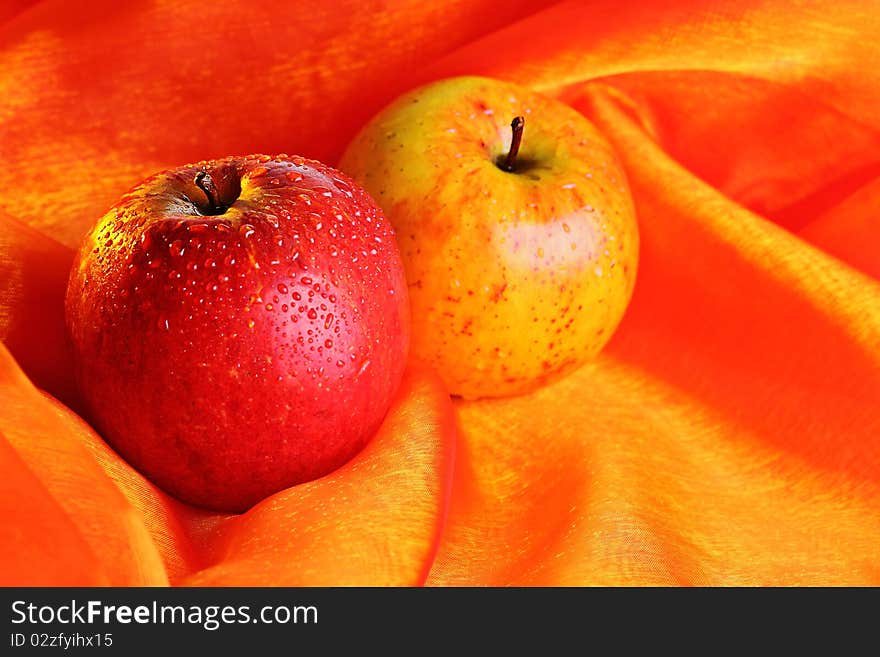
xmin=307 ymin=308 xmax=318 ymax=320
xmin=240 ymin=224 xmax=255 ymax=239
xmin=324 ymin=313 xmax=334 ymax=329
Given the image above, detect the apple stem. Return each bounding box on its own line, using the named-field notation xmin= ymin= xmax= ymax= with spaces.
xmin=501 ymin=116 xmax=525 ymax=173
xmin=194 ymin=171 xmax=223 ymax=214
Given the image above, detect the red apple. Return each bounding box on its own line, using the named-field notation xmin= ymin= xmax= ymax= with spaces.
xmin=66 ymin=155 xmax=410 ymax=512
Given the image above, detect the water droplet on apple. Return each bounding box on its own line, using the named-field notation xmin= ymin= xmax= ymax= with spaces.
xmin=307 ymin=308 xmax=318 ymax=320
xmin=324 ymin=313 xmax=334 ymax=329
xmin=324 ymin=339 xmax=333 ymax=349
xmin=240 ymin=224 xmax=255 ymax=239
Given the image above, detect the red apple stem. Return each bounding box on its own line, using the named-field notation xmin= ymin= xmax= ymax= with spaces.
xmin=194 ymin=171 xmax=223 ymax=214
xmin=501 ymin=116 xmax=525 ymax=173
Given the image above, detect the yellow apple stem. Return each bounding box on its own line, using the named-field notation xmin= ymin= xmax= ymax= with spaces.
xmin=500 ymin=116 xmax=525 ymax=173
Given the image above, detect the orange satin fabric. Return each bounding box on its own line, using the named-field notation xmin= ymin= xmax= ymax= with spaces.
xmin=1 ymin=0 xmax=878 ymax=585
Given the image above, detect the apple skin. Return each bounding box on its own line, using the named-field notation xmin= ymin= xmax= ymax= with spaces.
xmin=65 ymin=155 xmax=409 ymax=512
xmin=339 ymin=76 xmax=639 ymax=399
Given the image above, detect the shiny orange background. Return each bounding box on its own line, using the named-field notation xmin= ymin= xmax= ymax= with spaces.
xmin=1 ymin=0 xmax=879 ymax=585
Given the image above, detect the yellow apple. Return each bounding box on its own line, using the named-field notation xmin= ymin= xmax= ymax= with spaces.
xmin=339 ymin=76 xmax=639 ymax=398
